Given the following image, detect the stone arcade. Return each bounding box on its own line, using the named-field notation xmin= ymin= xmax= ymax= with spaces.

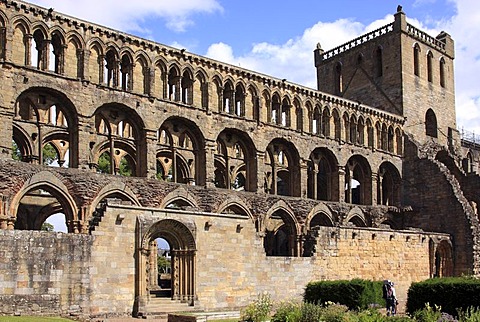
xmin=0 ymin=1 xmax=478 ymax=319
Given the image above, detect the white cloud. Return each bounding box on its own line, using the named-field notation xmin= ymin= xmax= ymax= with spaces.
xmin=30 ymin=0 xmax=223 ymax=33
xmin=206 ymin=0 xmax=480 ymax=135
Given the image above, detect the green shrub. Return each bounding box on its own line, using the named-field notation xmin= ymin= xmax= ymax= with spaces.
xmin=304 ymin=279 xmax=384 ymax=310
xmin=240 ymin=293 xmax=273 ymax=322
xmin=301 ymin=302 xmax=323 ymax=322
xmin=407 ymin=277 xmax=480 ymax=316
xmin=319 ymin=302 xmax=353 ymax=322
xmin=458 ymin=306 xmax=480 ymax=321
xmin=412 ymin=303 xmax=442 ymax=322
xmin=271 ymin=300 xmax=302 ymax=322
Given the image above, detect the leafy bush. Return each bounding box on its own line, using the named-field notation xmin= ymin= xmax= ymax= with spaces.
xmin=301 ymin=302 xmax=323 ymax=322
xmin=304 ymin=279 xmax=384 ymax=310
xmin=271 ymin=300 xmax=301 ymax=322
xmin=412 ymin=303 xmax=443 ymax=322
xmin=407 ymin=277 xmax=480 ymax=316
xmin=240 ymin=293 xmax=273 ymax=322
xmin=457 ymin=306 xmax=480 ymax=322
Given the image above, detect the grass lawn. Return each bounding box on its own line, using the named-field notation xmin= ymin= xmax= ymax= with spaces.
xmin=0 ymin=317 xmax=74 ymax=322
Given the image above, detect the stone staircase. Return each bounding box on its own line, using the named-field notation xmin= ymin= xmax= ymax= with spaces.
xmin=144 ymin=295 xmax=200 ymax=319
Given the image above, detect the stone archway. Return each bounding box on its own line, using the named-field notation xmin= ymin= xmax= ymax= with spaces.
xmin=135 ymin=218 xmax=196 ymax=316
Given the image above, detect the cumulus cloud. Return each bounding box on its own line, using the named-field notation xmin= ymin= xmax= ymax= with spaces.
xmin=26 ymin=0 xmax=480 ymax=135
xmin=30 ymin=0 xmax=223 ymax=33
xmin=205 ymin=0 xmax=480 ymax=135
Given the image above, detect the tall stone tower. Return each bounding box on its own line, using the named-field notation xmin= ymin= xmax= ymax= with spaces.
xmin=314 ymin=6 xmax=456 ymax=147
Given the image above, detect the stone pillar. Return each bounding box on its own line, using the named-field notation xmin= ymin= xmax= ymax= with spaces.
xmin=376 ymin=172 xmax=382 ymax=205
xmin=98 ymin=55 xmax=105 ymax=84
xmin=24 ymin=34 xmax=32 ymax=66
xmin=271 ymin=156 xmax=277 ymax=195
xmin=204 ymin=140 xmax=216 ymax=188
xmin=134 ymin=247 xmax=150 ymax=317
xmin=42 ymin=39 xmax=51 ymax=71
xmin=256 ymin=150 xmax=265 ymax=193
xmin=77 ymin=117 xmax=95 ymax=170
xmin=338 ymin=166 xmax=346 ymax=203
xmin=145 ymin=128 xmax=158 ymax=179
xmin=174 ymin=76 xmax=181 ymax=102
xmin=312 ymin=164 xmax=318 ymax=200
xmin=300 ymin=158 xmax=309 ymax=198
xmin=148 ymin=67 xmax=155 ymax=97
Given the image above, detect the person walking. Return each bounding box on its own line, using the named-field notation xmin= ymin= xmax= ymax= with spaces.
xmin=384 ymin=281 xmax=397 ymax=316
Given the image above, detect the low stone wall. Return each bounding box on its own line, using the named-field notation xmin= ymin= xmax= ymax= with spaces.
xmin=0 ymin=230 xmax=93 ymax=317
xmin=0 ymin=207 xmax=450 ymax=318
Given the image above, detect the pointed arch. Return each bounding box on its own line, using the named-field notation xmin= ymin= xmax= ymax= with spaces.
xmin=160 ymin=187 xmax=199 ymax=209
xmin=345 ymin=207 xmax=367 ymax=227
xmin=263 ymin=202 xmax=300 ymax=257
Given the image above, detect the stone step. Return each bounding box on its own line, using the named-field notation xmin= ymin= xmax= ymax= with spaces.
xmin=145 ymin=298 xmax=198 ymax=316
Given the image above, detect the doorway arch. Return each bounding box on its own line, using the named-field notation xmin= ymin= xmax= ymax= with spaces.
xmin=136 ymin=218 xmax=196 ymax=314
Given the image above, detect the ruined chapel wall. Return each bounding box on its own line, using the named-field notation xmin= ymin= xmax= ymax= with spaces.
xmin=403 ymin=156 xmax=475 ymax=275
xmin=90 ymin=206 xmax=437 ymax=313
xmin=0 ymin=230 xmax=93 ymax=316
xmin=0 ymin=0 xmax=404 ymax=166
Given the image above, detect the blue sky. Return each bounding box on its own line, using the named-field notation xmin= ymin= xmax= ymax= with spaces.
xmin=28 ymin=0 xmax=479 ymax=133
xmin=25 ymin=0 xmax=478 ymax=231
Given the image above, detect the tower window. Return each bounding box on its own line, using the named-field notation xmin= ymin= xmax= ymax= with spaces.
xmin=427 ymin=51 xmax=433 ymax=83
xmin=440 ymin=58 xmax=446 ymax=88
xmin=425 ymin=109 xmax=438 ymax=138
xmin=413 ymin=44 xmax=420 ymax=77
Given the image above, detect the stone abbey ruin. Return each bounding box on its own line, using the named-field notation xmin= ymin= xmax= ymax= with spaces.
xmin=0 ymin=0 xmax=479 ymax=319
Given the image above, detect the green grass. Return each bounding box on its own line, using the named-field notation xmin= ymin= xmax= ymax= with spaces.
xmin=0 ymin=317 xmax=74 ymax=322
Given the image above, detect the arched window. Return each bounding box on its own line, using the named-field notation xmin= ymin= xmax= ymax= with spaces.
xmin=234 ymin=84 xmax=245 ymax=116
xmin=104 ymin=50 xmax=117 ymax=87
xmin=333 ymin=110 xmax=341 ymax=140
xmin=31 ymin=29 xmax=45 ymax=69
xmin=270 ymin=95 xmax=281 ymax=124
xmin=312 ymin=106 xmax=321 ymax=134
xmin=223 ymin=82 xmax=234 ymax=114
xmin=335 ymin=62 xmax=342 ymax=95
xmin=439 ymin=58 xmax=446 ymax=88
xmin=280 ymin=98 xmax=291 ymax=127
xmin=120 ymin=54 xmax=132 ymax=91
xmin=387 ymin=126 xmax=394 ymax=153
xmin=413 ymin=44 xmax=420 ymax=77
xmin=425 ymin=109 xmax=438 ymax=138
xmin=181 ymin=70 xmax=194 ymax=105
xmin=427 ymin=51 xmax=433 ymax=83
xmin=168 ymin=68 xmax=180 ymax=101
xmin=367 ymin=120 xmax=374 ymax=148
xmin=49 ymin=33 xmax=64 ymax=74
xmin=321 ymin=108 xmax=330 ymax=137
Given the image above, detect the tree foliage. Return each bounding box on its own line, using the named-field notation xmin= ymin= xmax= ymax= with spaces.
xmin=42 ymin=143 xmax=59 ymax=165
xmin=41 ymin=222 xmax=54 ymax=231
xmin=157 ymin=255 xmax=170 ymax=274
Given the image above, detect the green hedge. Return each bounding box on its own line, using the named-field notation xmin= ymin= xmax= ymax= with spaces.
xmin=406 ymin=277 xmax=480 ymax=316
xmin=304 ymin=279 xmax=384 ymax=310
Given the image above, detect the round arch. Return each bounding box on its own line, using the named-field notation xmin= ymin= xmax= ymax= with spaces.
xmin=10 ymin=171 xmax=78 ymax=232
xmin=136 ymin=218 xmax=197 ymax=312
xmin=345 ymin=155 xmax=373 ymax=205
xmin=378 ymin=161 xmax=402 ymax=206
xmin=14 ymin=87 xmax=79 ymax=167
